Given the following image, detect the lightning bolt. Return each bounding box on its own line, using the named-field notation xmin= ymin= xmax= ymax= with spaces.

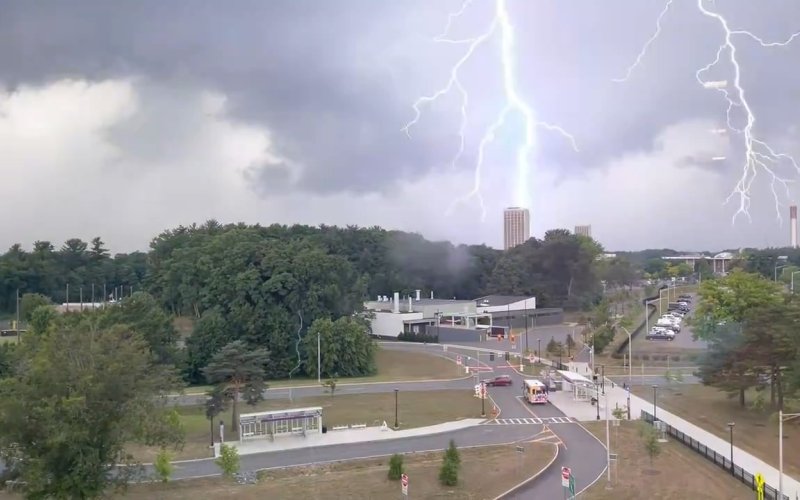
xmin=402 ymin=0 xmax=578 ymax=220
xmin=615 ymin=0 xmax=800 ymax=224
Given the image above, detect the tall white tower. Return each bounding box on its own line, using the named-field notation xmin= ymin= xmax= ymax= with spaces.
xmin=503 ymin=207 xmax=530 ymax=250
xmin=791 ymin=205 xmax=798 ymax=248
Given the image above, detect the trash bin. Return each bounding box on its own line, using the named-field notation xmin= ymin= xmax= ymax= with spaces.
xmin=322 ymin=425 xmax=327 ymax=434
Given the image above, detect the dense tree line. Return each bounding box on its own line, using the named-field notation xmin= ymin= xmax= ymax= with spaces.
xmin=694 ymin=270 xmax=800 ymax=410
xmin=0 ymin=237 xmax=146 ymax=311
xmin=1 ymin=221 xmax=609 ymax=383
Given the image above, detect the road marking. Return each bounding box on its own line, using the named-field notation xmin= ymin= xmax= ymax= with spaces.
xmin=483 ymin=417 xmax=576 ymax=425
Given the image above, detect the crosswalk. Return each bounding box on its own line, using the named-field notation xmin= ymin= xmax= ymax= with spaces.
xmin=484 ymin=416 xmax=576 ymax=425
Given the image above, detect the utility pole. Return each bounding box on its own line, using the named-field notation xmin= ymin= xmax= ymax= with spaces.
xmin=66 ymin=283 xmax=70 ymax=312
xmin=317 ymin=330 xmax=321 ymax=385
xmin=15 ymin=288 xmax=20 ymax=344
xmin=91 ymin=283 xmax=95 ymax=309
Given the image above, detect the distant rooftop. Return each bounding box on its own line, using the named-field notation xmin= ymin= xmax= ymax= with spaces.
xmin=474 ymin=295 xmax=532 ymax=307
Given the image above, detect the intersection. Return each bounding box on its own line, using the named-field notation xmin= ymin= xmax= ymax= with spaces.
xmin=165 ymin=341 xmax=611 ymax=498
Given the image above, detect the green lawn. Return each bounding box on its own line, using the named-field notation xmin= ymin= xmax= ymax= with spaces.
xmin=183 ymin=347 xmax=463 ymax=395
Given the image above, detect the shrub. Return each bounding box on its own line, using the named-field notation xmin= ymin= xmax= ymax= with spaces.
xmin=439 ymin=457 xmax=459 ymax=486
xmin=216 ymin=443 xmax=240 ymax=478
xmin=153 ymin=448 xmax=174 ymax=483
xmin=439 ymin=440 xmax=460 ymax=486
xmin=388 ymin=454 xmax=404 ymax=480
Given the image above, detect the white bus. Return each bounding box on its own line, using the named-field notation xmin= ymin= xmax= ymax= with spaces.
xmin=523 ymin=379 xmax=548 ymax=404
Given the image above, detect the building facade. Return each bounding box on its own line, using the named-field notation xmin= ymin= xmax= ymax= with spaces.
xmin=574 ymin=225 xmax=592 ymax=238
xmin=503 ymin=207 xmax=530 ymax=250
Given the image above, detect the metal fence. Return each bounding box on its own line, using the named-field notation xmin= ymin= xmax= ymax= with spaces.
xmin=641 ymin=410 xmax=788 ymax=500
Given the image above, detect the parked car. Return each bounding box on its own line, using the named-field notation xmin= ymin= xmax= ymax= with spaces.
xmin=647 ymin=330 xmax=675 ymax=341
xmin=483 ymin=375 xmax=513 ymax=387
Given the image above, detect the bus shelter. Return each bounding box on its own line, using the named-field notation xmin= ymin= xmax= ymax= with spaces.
xmin=238 ymin=406 xmax=323 ymax=442
xmin=557 ymin=370 xmax=595 ymax=402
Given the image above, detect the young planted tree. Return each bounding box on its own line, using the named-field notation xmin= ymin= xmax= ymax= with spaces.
xmin=639 ymin=422 xmax=662 ymax=466
xmin=388 ymin=453 xmax=404 ymax=480
xmin=216 ymin=443 xmax=241 ymax=479
xmin=154 ymin=448 xmax=174 ymax=483
xmin=205 ymin=386 xmax=228 ymax=444
xmin=204 ymin=340 xmax=270 ymax=429
xmin=0 ymin=323 xmax=184 ymax=498
xmin=439 ymin=440 xmax=461 ymax=486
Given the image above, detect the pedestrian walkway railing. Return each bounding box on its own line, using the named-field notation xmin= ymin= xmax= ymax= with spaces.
xmin=641 ymin=410 xmax=788 ymax=500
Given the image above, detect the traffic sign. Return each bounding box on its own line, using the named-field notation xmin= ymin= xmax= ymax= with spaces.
xmin=515 ymin=445 xmax=524 ymax=453
xmin=561 ymin=466 xmax=571 ymax=487
xmin=401 ymin=473 xmax=408 ymax=495
xmin=457 ymin=355 xmax=462 ymax=366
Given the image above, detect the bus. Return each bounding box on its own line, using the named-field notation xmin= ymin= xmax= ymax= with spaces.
xmin=523 ymin=379 xmax=548 ymax=404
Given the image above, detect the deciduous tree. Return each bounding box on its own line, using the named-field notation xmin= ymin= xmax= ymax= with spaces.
xmin=0 ymin=323 xmax=184 ymax=498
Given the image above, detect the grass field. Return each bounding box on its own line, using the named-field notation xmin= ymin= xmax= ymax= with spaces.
xmin=184 ymin=347 xmax=463 ymax=394
xmin=632 ymin=384 xmax=800 ymax=479
xmin=130 ymin=389 xmax=484 ymax=462
xmin=581 ymin=421 xmax=752 ymax=499
xmin=115 ymin=443 xmax=557 ymax=499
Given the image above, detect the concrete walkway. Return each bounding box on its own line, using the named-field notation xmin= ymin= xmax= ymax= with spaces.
xmin=550 ymin=378 xmax=800 ymax=499
xmin=210 ymin=419 xmax=485 ymax=458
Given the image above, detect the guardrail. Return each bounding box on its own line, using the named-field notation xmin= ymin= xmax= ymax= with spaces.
xmin=641 ymin=410 xmax=788 ymax=500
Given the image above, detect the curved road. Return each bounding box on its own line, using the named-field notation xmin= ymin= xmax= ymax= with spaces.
xmin=166 ymin=341 xmax=608 ymax=498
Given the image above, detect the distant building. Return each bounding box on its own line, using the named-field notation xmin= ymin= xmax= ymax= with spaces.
xmin=791 ymin=205 xmax=797 ymax=248
xmin=574 ymin=225 xmax=592 ymax=238
xmin=503 ymin=207 xmax=530 ymax=250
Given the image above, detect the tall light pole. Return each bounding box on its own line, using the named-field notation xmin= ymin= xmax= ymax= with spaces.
xmin=394 ymin=389 xmax=399 ymax=429
xmin=779 ymin=411 xmax=800 ymax=499
xmin=791 ymin=270 xmax=800 ymax=293
xmin=15 ymin=288 xmax=20 ymax=344
xmin=317 ymin=331 xmax=321 ymax=385
xmin=727 ymin=422 xmax=735 ymax=475
xmin=652 ymin=385 xmax=659 ymax=422
xmin=620 ymin=326 xmax=632 ymax=386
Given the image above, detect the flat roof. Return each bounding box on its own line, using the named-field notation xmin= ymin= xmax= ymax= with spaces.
xmin=474 ymin=295 xmax=533 ymax=306
xmin=240 ymin=406 xmax=322 ymax=418
xmin=557 ymin=370 xmax=593 ymax=384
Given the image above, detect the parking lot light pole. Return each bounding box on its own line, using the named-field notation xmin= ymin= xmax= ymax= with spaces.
xmin=727 ymin=422 xmax=735 ymax=475
xmin=620 ymin=326 xmax=632 ymax=386
xmin=791 ymin=271 xmax=800 ymax=293
xmin=481 ymin=382 xmax=486 ymax=417
xmin=779 ymin=411 xmax=800 ymax=498
xmin=394 ymin=389 xmax=399 ymax=429
xmin=652 ymin=385 xmax=658 ymax=422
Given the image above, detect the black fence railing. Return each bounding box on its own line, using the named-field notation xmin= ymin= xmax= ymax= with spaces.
xmin=641 ymin=410 xmax=788 ymax=500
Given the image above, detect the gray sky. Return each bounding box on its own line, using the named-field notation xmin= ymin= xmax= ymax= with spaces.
xmin=1 ymin=0 xmax=800 ymax=252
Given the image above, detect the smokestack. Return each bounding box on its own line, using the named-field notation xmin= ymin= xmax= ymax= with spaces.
xmin=393 ymin=292 xmax=400 ymax=314
xmin=415 ymin=289 xmax=421 ymax=301
xmin=408 ymin=296 xmax=413 ymax=312
xmin=792 ymin=205 xmax=798 ymax=248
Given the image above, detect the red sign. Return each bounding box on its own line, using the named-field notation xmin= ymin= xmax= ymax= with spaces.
xmin=561 ymin=466 xmax=571 ymax=487
xmin=456 ymin=355 xmax=462 ymax=366
xmin=401 ymin=474 xmax=408 ymax=486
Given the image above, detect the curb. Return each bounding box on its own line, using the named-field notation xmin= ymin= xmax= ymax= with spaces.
xmin=149 ymin=431 xmax=545 ymax=482
xmin=147 ymin=420 xmax=486 ymax=467
xmin=493 ymin=442 xmax=560 ymax=499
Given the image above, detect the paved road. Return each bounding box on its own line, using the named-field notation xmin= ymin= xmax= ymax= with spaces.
xmin=167 ymin=425 xmax=542 ymax=479
xmin=165 ymin=341 xmax=609 ymax=498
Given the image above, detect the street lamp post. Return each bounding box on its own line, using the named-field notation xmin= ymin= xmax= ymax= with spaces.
xmin=775 ymin=263 xmax=789 ymax=281
xmin=779 ymin=411 xmax=800 ymax=498
xmin=481 ymin=382 xmax=486 ymax=417
xmin=317 ymin=331 xmax=321 ymax=385
xmin=652 ymin=385 xmax=658 ymax=422
xmin=601 ymin=365 xmax=605 ymax=395
xmin=727 ymin=422 xmax=735 ymax=476
xmin=620 ymin=326 xmax=632 ymax=386
xmin=791 ymin=270 xmax=800 ymax=293
xmin=394 ymin=389 xmax=399 ymax=429
xmin=537 ymin=338 xmax=541 ymax=358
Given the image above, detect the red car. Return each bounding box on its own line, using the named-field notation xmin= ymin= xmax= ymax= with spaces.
xmin=483 ymin=375 xmax=513 ymax=387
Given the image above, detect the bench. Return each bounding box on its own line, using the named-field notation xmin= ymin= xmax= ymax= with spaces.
xmin=350 ymin=423 xmax=367 ymax=429
xmin=331 ymin=425 xmax=348 ymax=431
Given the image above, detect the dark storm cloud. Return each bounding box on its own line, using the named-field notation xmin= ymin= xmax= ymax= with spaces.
xmin=1 ymin=0 xmax=799 ymax=193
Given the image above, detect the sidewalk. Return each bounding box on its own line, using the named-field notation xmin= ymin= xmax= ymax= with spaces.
xmin=211 ymin=419 xmax=485 ymax=458
xmin=562 ymin=381 xmax=800 ymax=499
